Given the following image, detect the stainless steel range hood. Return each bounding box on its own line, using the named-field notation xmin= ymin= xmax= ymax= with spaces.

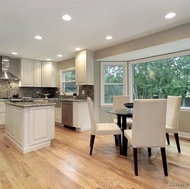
xmin=0 ymin=56 xmax=19 ymax=80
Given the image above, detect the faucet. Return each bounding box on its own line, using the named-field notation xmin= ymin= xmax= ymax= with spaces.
xmin=56 ymin=90 xmax=67 ymax=98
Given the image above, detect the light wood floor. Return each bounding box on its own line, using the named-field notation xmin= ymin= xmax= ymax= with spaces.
xmin=0 ymin=125 xmax=190 ymax=189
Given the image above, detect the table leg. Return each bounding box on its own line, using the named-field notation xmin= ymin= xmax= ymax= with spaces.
xmin=117 ymin=115 xmax=127 ymax=156
xmin=121 ymin=115 xmax=127 ymax=156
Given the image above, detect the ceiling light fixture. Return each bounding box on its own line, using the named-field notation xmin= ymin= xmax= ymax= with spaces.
xmin=62 ymin=15 xmax=71 ymax=21
xmin=12 ymin=52 xmax=18 ymax=55
xmin=35 ymin=35 xmax=42 ymax=40
xmin=58 ymin=54 xmax=63 ymax=57
xmin=165 ymin=12 xmax=176 ymax=19
xmin=46 ymin=58 xmax=51 ymax=61
xmin=75 ymin=48 xmax=81 ymax=51
xmin=106 ymin=36 xmax=112 ymax=40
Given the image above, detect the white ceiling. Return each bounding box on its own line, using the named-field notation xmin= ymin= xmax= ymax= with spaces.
xmin=1 ymin=0 xmax=190 ymax=62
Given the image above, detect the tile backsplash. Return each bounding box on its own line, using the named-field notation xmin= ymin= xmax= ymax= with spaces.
xmin=0 ymin=80 xmax=94 ymax=99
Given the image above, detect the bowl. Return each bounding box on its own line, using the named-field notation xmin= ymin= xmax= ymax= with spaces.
xmin=124 ymin=102 xmax=133 ymax=108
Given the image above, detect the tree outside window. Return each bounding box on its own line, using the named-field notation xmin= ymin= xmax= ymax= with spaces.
xmin=133 ymin=55 xmax=190 ymax=107
xmin=101 ymin=63 xmax=126 ymax=104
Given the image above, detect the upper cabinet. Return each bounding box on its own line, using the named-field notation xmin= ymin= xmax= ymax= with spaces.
xmin=33 ymin=60 xmax=42 ymax=87
xmin=19 ymin=58 xmax=41 ymax=87
xmin=41 ymin=61 xmax=58 ymax=87
xmin=75 ymin=50 xmax=94 ymax=85
xmin=18 ymin=59 xmax=58 ymax=87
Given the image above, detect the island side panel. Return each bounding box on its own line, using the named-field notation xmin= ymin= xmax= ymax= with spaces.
xmin=5 ymin=104 xmax=55 ymax=153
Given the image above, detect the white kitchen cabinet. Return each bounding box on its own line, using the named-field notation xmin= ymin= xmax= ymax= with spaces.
xmin=0 ymin=102 xmax=5 ymax=127
xmin=34 ymin=60 xmax=42 ymax=87
xmin=19 ymin=58 xmax=41 ymax=87
xmin=19 ymin=58 xmax=34 ymax=86
xmin=55 ymin=107 xmax=62 ymax=123
xmin=5 ymin=105 xmax=22 ymax=145
xmin=73 ymin=101 xmax=90 ymax=131
xmin=42 ymin=61 xmax=58 ymax=87
xmin=75 ymin=50 xmax=94 ymax=85
xmin=5 ymin=104 xmax=55 ymax=153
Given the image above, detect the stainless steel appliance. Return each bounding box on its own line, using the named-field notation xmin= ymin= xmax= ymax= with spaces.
xmin=61 ymin=101 xmax=73 ymax=127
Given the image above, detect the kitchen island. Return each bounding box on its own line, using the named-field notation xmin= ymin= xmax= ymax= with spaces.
xmin=5 ymin=100 xmax=55 ymax=153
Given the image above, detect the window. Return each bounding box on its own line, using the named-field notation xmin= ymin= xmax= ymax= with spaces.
xmin=131 ymin=54 xmax=190 ymax=107
xmin=101 ymin=62 xmax=127 ymax=105
xmin=60 ymin=68 xmax=78 ymax=94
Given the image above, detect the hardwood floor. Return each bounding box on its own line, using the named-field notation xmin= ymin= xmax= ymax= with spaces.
xmin=0 ymin=125 xmax=190 ymax=189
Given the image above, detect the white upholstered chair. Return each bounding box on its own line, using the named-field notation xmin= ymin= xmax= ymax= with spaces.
xmin=166 ymin=96 xmax=182 ymax=153
xmin=87 ymin=97 xmax=121 ymax=155
xmin=124 ymin=99 xmax=168 ymax=176
xmin=113 ymin=95 xmax=132 ymax=129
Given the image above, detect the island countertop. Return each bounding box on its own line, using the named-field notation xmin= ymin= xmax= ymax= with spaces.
xmin=5 ymin=100 xmax=56 ymax=107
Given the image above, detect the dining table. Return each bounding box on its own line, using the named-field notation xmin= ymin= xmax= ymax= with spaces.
xmin=106 ymin=108 xmax=133 ymax=156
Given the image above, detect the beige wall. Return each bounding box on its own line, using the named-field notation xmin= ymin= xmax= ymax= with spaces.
xmin=94 ymin=22 xmax=190 ymax=60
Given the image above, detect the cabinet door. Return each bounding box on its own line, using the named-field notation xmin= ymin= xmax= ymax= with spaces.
xmin=55 ymin=107 xmax=62 ymax=123
xmin=0 ymin=102 xmax=5 ymax=126
xmin=20 ymin=59 xmax=34 ymax=86
xmin=73 ymin=102 xmax=78 ymax=127
xmin=75 ymin=50 xmax=86 ymax=85
xmin=29 ymin=107 xmax=51 ymax=145
xmin=34 ymin=61 xmax=41 ymax=87
xmin=42 ymin=62 xmax=58 ymax=87
xmin=75 ymin=50 xmax=94 ymax=85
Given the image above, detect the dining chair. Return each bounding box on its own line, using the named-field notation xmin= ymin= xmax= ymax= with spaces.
xmin=166 ymin=96 xmax=182 ymax=153
xmin=113 ymin=95 xmax=132 ymax=128
xmin=87 ymin=97 xmax=121 ymax=155
xmin=124 ymin=99 xmax=168 ymax=176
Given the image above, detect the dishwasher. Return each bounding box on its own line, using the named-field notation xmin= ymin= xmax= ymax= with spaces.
xmin=62 ymin=101 xmax=73 ymax=127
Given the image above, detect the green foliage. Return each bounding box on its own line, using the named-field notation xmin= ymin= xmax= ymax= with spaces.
xmin=133 ymin=55 xmax=190 ymax=104
xmin=104 ymin=65 xmax=124 ymax=103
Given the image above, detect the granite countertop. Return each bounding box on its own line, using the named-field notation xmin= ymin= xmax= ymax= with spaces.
xmin=5 ymin=100 xmax=56 ymax=107
xmin=60 ymin=98 xmax=87 ymax=102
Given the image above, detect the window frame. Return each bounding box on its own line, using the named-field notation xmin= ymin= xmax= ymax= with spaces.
xmin=100 ymin=62 xmax=127 ymax=107
xmin=60 ymin=67 xmax=79 ymax=95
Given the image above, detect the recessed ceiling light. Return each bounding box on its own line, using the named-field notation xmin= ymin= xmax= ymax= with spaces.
xmin=165 ymin=12 xmax=176 ymax=19
xmin=62 ymin=15 xmax=71 ymax=21
xmin=35 ymin=35 xmax=42 ymax=40
xmin=75 ymin=48 xmax=81 ymax=51
xmin=12 ymin=52 xmax=18 ymax=55
xmin=106 ymin=36 xmax=112 ymax=40
xmin=58 ymin=54 xmax=63 ymax=57
xmin=46 ymin=58 xmax=51 ymax=61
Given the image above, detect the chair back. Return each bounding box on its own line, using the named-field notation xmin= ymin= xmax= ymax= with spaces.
xmin=87 ymin=97 xmax=97 ymax=134
xmin=166 ymin=96 xmax=182 ymax=132
xmin=132 ymin=99 xmax=167 ymax=148
xmin=113 ymin=95 xmax=130 ymax=119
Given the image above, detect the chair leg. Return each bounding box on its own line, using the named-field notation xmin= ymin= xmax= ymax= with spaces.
xmin=114 ymin=135 xmax=119 ymax=146
xmin=147 ymin=148 xmax=151 ymax=157
xmin=166 ymin=133 xmax=170 ymax=145
xmin=117 ymin=135 xmax=121 ymax=149
xmin=174 ymin=133 xmax=181 ymax=153
xmin=133 ymin=148 xmax=138 ymax=176
xmin=90 ymin=135 xmax=95 ymax=155
xmin=160 ymin=147 xmax=168 ymax=176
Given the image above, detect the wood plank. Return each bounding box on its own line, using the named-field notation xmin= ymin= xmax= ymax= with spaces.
xmin=0 ymin=126 xmax=189 ymax=189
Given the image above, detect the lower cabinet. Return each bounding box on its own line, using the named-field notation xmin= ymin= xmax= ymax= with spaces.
xmin=55 ymin=107 xmax=62 ymax=124
xmin=73 ymin=101 xmax=90 ymax=131
xmin=5 ymin=104 xmax=55 ymax=153
xmin=0 ymin=102 xmax=5 ymax=127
